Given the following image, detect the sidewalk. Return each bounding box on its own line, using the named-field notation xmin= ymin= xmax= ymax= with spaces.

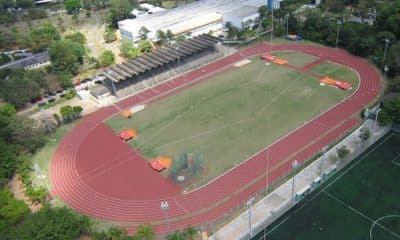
xmin=210 ymin=120 xmax=389 ymax=240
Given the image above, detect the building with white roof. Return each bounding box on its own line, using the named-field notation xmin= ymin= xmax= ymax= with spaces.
xmin=118 ymin=0 xmax=266 ymax=42
xmin=222 ymin=5 xmax=260 ymax=29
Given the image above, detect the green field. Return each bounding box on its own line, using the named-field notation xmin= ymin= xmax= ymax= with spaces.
xmin=272 ymin=51 xmax=318 ymax=67
xmin=106 ymin=53 xmax=359 ymax=187
xmin=312 ymin=61 xmax=359 ymax=86
xmin=254 ymin=132 xmax=400 ymax=240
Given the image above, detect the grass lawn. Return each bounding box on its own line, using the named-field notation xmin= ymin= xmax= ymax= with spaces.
xmin=311 ymin=61 xmax=359 ymax=87
xmin=255 ymin=132 xmax=400 ymax=240
xmin=272 ymin=51 xmax=318 ymax=67
xmin=106 ymin=53 xmax=358 ymax=188
xmin=29 ymin=122 xmax=75 ymax=189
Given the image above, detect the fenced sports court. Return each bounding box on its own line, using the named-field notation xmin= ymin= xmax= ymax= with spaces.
xmin=254 ymin=131 xmax=400 ymax=240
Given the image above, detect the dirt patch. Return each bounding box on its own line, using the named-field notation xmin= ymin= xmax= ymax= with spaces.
xmin=8 ymin=174 xmax=43 ymax=213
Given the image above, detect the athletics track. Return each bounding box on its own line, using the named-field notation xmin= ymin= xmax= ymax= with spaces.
xmin=50 ymin=43 xmax=381 ymax=234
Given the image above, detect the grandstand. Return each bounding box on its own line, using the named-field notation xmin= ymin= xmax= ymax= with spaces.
xmin=101 ymin=34 xmax=224 ymax=98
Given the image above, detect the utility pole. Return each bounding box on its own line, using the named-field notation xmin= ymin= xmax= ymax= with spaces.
xmin=372 ymin=108 xmax=382 ymax=136
xmin=247 ymin=197 xmax=255 ymax=238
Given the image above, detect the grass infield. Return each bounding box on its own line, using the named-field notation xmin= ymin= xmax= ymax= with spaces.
xmin=254 ymin=132 xmax=400 ymax=240
xmin=106 ymin=52 xmax=358 ymax=187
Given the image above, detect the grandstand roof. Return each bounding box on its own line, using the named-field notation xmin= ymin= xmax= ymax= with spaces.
xmin=102 ymin=34 xmax=220 ymax=83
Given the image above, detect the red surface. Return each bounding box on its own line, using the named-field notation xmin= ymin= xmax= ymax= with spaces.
xmin=50 ymin=43 xmax=381 ymax=234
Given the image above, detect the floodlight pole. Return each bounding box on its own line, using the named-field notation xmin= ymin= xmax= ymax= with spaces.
xmin=372 ymin=108 xmax=381 ymax=136
xmin=381 ymin=38 xmax=390 ymax=70
xmin=270 ymin=3 xmax=274 ymax=44
xmin=335 ymin=20 xmax=342 ymax=48
xmin=319 ymin=146 xmax=328 ymax=176
xmin=290 ymin=160 xmax=298 ymax=201
xmin=160 ymin=201 xmax=170 ymax=233
xmin=247 ymin=197 xmax=255 ymax=238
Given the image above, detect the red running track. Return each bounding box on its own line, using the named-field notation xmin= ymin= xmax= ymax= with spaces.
xmin=50 ymin=43 xmax=381 ymax=234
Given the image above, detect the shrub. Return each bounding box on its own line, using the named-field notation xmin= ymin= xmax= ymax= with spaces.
xmin=99 ymin=50 xmax=115 ymax=67
xmin=337 ymin=146 xmax=350 ymax=159
xmin=103 ymin=28 xmax=117 ymax=43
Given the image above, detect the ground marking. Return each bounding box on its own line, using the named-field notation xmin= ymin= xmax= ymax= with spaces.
xmin=323 ymin=190 xmax=400 ymax=239
xmin=391 ymin=153 xmax=400 ymax=167
xmin=370 ymin=215 xmax=400 ymax=240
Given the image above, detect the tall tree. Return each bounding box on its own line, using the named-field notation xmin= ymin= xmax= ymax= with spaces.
xmin=49 ymin=39 xmax=85 ymax=74
xmin=64 ymin=0 xmax=81 ymax=14
xmin=29 ymin=23 xmax=61 ymax=52
xmin=65 ymin=32 xmax=87 ymax=44
xmin=108 ymin=0 xmax=138 ymax=28
xmin=6 ymin=207 xmax=90 ymax=240
xmin=0 ymin=70 xmax=41 ymax=108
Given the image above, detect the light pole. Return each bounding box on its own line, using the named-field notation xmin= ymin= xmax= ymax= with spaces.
xmin=247 ymin=197 xmax=255 ymax=238
xmin=285 ymin=13 xmax=289 ymax=37
xmin=33 ymin=162 xmax=47 ymax=190
xmin=290 ymin=160 xmax=298 ymax=201
xmin=384 ymin=65 xmax=389 ymax=79
xmin=335 ymin=20 xmax=342 ymax=48
xmin=381 ymin=38 xmax=390 ymax=70
xmin=372 ymin=108 xmax=381 ymax=136
xmin=160 ymin=201 xmax=170 ymax=233
xmin=319 ymin=146 xmax=328 ymax=176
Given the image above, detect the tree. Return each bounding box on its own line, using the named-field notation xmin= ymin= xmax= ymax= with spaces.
xmin=16 ymin=0 xmax=33 ymax=8
xmin=104 ymin=28 xmax=117 ymax=43
xmin=138 ymin=26 xmax=150 ymax=40
xmin=156 ymin=29 xmax=167 ymax=45
xmin=5 ymin=115 xmax=46 ymax=152
xmin=59 ymin=105 xmax=83 ymax=123
xmin=99 ymin=50 xmax=115 ymax=67
xmin=6 ymin=207 xmax=90 ymax=240
xmin=135 ymin=224 xmax=155 ymax=240
xmin=0 ymin=139 xmax=18 ymax=187
xmin=0 ymin=70 xmax=41 ymax=108
xmin=0 ymin=189 xmax=29 ymax=230
xmin=49 ymin=39 xmax=85 ymax=74
xmin=137 ymin=40 xmax=153 ymax=53
xmin=64 ymin=0 xmax=81 ymax=14
xmin=0 ymin=0 xmax=15 ymax=9
xmin=165 ymin=29 xmax=174 ymax=43
xmin=30 ymin=23 xmax=61 ymax=52
xmin=336 ymin=145 xmax=350 ymax=158
xmin=379 ymin=96 xmax=400 ymax=125
xmin=120 ymin=40 xmax=140 ymax=59
xmin=108 ymin=0 xmax=138 ymax=28
xmin=321 ymin=0 xmax=345 ymax=13
xmin=65 ymin=32 xmax=87 ymax=44
xmin=258 ymin=5 xmax=268 ymax=19
xmin=93 ymin=226 xmax=135 ymax=240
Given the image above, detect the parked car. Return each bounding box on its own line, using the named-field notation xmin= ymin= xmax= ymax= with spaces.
xmin=48 ymin=98 xmax=56 ymax=103
xmin=37 ymin=102 xmax=46 ymax=107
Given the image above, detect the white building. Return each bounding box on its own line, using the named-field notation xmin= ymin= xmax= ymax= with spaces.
xmin=222 ymin=5 xmax=260 ymax=29
xmin=118 ymin=0 xmax=266 ymax=42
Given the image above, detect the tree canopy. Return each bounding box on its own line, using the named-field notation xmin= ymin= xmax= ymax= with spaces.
xmin=64 ymin=0 xmax=81 ymax=14
xmin=4 ymin=207 xmax=90 ymax=240
xmin=65 ymin=32 xmax=87 ymax=45
xmin=49 ymin=39 xmax=85 ymax=74
xmin=29 ymin=23 xmax=61 ymax=52
xmin=108 ymin=0 xmax=138 ymax=28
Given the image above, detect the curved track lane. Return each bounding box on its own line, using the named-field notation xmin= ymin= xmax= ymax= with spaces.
xmin=51 ymin=43 xmax=381 ymax=234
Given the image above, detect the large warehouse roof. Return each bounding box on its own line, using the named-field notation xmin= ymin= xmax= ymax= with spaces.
xmin=102 ymin=34 xmax=220 ymax=83
xmin=118 ymin=0 xmax=265 ymax=40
